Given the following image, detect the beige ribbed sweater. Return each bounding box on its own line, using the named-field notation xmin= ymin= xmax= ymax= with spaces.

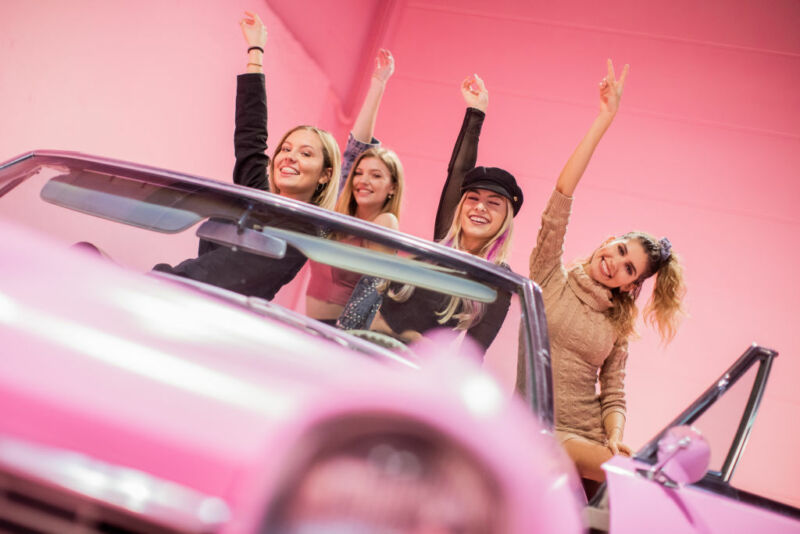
xmin=529 ymin=190 xmax=628 ymax=445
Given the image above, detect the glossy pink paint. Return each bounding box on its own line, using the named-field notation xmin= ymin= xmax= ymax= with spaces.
xmin=604 ymin=455 xmax=800 ymax=534
xmin=0 ymin=220 xmax=584 ymax=533
xmin=1 ymin=0 xmax=798 ymax=509
xmin=654 ymin=426 xmax=712 ymax=485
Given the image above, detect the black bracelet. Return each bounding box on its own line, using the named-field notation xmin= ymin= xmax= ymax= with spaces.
xmin=247 ymin=46 xmax=264 ymax=54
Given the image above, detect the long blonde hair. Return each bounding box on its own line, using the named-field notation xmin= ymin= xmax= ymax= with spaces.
xmin=335 ymin=147 xmax=404 ymax=219
xmin=268 ymin=125 xmax=341 ymax=210
xmin=605 ymin=232 xmax=686 ymax=343
xmin=387 ymin=195 xmax=514 ymax=330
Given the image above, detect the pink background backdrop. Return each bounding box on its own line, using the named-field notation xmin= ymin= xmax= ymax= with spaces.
xmin=2 ymin=0 xmax=798 ymax=508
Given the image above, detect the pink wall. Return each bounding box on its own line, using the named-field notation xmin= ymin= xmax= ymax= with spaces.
xmin=0 ymin=0 xmax=340 ymax=308
xmin=271 ymin=0 xmax=800 ymax=508
xmin=1 ymin=0 xmax=799 ymax=508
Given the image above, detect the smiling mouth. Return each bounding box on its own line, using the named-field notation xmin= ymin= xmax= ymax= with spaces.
xmin=468 ymin=215 xmax=489 ymax=225
xmin=600 ymin=257 xmax=612 ymax=278
xmin=279 ymin=166 xmax=299 ymax=176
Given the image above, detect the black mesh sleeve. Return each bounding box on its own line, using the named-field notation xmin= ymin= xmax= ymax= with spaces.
xmin=433 ymin=107 xmax=486 ymax=241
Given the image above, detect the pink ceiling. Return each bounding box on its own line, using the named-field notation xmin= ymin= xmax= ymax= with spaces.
xmin=266 ymin=0 xmax=403 ymax=119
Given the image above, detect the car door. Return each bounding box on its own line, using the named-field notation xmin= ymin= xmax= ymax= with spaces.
xmin=588 ymin=345 xmax=800 ymax=533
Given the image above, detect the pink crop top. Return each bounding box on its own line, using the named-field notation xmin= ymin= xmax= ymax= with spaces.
xmin=306 ymin=236 xmax=364 ymax=306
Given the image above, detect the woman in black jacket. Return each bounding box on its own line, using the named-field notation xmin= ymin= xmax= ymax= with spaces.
xmin=153 ymin=11 xmax=341 ymax=301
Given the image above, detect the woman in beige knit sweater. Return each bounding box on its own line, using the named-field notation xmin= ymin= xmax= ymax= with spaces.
xmin=529 ymin=60 xmax=686 ymax=483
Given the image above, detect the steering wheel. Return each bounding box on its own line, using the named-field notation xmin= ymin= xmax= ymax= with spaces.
xmin=346 ymin=329 xmax=412 ymax=354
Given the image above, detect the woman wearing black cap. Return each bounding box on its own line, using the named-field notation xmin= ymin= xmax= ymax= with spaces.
xmin=367 ymin=74 xmax=523 ymax=355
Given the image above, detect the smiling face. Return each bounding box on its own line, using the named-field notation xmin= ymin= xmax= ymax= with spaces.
xmin=459 ymin=189 xmax=509 ymax=252
xmin=351 ymin=157 xmax=395 ymax=213
xmin=271 ymin=129 xmax=331 ymax=202
xmin=588 ymin=237 xmax=651 ymax=291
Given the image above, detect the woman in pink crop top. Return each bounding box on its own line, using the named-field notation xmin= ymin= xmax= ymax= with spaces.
xmin=306 ymin=49 xmax=405 ymax=324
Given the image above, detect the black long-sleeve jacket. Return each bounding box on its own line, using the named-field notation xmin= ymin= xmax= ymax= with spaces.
xmin=153 ymin=74 xmax=306 ymax=301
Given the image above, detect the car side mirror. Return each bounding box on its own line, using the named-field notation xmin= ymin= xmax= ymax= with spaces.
xmin=638 ymin=426 xmax=710 ymax=488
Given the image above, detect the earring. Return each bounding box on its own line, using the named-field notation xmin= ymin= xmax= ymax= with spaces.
xmin=315 ymin=182 xmax=326 ymax=194
xmin=387 ymin=193 xmax=394 ymax=200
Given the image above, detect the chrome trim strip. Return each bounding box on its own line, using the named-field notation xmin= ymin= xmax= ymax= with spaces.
xmin=0 ymin=436 xmax=230 ymax=532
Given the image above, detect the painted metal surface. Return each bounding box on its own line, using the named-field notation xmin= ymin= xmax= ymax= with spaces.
xmin=604 ymin=455 xmax=800 ymax=534
xmin=0 ymin=219 xmax=583 ymax=533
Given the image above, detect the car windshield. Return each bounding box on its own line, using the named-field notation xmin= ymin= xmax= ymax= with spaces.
xmin=0 ymin=151 xmax=553 ymax=427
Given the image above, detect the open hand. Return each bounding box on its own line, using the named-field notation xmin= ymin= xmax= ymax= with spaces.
xmin=598 ymin=59 xmax=629 ymax=116
xmin=607 ymin=435 xmax=633 ymax=457
xmin=461 ymin=73 xmax=488 ymax=112
xmin=373 ymin=48 xmax=395 ymax=83
xmin=240 ymin=10 xmax=267 ymax=48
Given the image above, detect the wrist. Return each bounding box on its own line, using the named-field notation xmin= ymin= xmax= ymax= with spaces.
xmin=370 ymin=75 xmax=388 ymax=88
xmin=247 ymin=48 xmax=264 ymax=73
xmin=597 ymin=110 xmax=617 ymax=123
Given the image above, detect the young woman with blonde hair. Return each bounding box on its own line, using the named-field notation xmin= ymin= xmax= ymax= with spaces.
xmin=368 ymin=74 xmax=524 ymax=354
xmin=305 ymin=49 xmax=406 ymax=324
xmin=524 ymin=60 xmax=686 ymax=485
xmin=154 ymin=11 xmax=341 ymax=300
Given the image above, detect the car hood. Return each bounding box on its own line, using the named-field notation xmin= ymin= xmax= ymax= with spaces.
xmin=0 ymin=220 xmax=419 ymax=495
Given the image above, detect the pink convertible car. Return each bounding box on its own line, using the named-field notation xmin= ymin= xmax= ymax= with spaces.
xmin=0 ymin=151 xmax=797 ymax=533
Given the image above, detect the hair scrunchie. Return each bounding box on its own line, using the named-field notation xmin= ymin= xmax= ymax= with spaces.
xmin=659 ymin=237 xmax=672 ymax=265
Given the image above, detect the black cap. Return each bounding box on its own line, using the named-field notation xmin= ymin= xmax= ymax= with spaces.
xmin=461 ymin=166 xmax=523 ymax=216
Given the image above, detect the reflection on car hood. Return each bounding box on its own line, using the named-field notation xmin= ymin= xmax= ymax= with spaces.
xmin=0 ymin=221 xmax=414 ymax=493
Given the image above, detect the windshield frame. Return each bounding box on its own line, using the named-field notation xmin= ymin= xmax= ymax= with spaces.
xmin=0 ymin=149 xmax=554 ymax=428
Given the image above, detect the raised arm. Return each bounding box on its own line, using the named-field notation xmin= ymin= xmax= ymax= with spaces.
xmin=232 ymin=11 xmax=270 ymax=189
xmin=352 ymin=49 xmax=394 ymax=143
xmin=241 ymin=10 xmax=266 ymax=74
xmin=339 ymin=49 xmax=395 ymax=193
xmin=528 ymin=60 xmax=629 ymax=283
xmin=434 ymin=74 xmax=488 ymax=241
xmin=556 ymin=59 xmax=629 ymax=197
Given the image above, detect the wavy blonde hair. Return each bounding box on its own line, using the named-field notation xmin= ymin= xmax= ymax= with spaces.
xmin=268 ymin=125 xmax=341 ymax=210
xmin=387 ymin=195 xmax=514 ymax=330
xmin=335 ymin=147 xmax=404 ymax=219
xmin=604 ymin=231 xmax=686 ymax=343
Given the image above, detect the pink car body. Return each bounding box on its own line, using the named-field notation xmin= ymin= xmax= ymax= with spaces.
xmin=1 ymin=150 xmax=798 ymax=533
xmin=604 ymin=455 xmax=800 ymax=534
xmin=0 ymin=219 xmax=584 ymax=533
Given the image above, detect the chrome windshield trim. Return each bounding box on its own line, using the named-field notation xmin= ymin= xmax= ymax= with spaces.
xmin=0 ymin=435 xmax=230 ymax=532
xmin=0 ymin=150 xmax=550 ymax=420
xmin=519 ymin=278 xmax=554 ymax=429
xmin=634 ymin=344 xmax=778 ymax=464
xmin=0 ymin=150 xmax=527 ymax=291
